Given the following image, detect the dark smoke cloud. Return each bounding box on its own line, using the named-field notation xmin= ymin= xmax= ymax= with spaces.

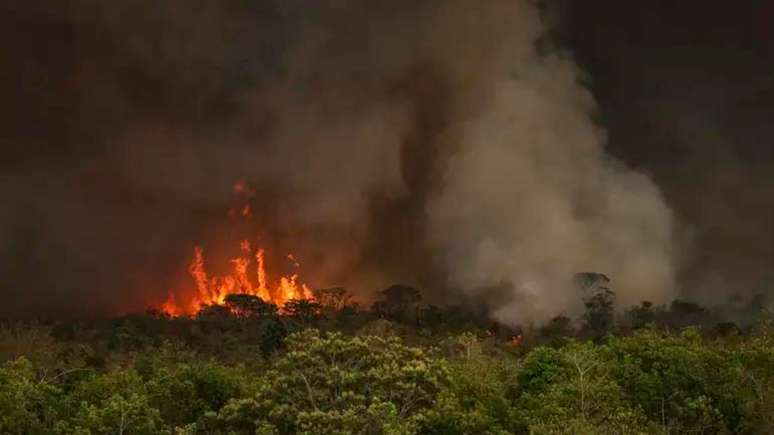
xmin=1 ymin=0 xmax=680 ymax=320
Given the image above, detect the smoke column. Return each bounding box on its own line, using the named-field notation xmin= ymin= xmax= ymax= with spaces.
xmin=420 ymin=2 xmax=678 ymax=322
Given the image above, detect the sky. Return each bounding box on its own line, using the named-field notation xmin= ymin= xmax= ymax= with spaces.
xmin=553 ymin=0 xmax=774 ymax=300
xmin=1 ymin=0 xmax=772 ymax=318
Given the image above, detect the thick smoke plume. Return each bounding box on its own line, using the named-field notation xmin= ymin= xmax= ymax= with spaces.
xmin=1 ymin=0 xmax=676 ymax=321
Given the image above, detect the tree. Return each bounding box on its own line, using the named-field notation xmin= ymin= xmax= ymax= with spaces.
xmin=663 ymin=299 xmax=712 ymax=329
xmin=282 ymin=299 xmax=322 ymax=328
xmin=212 ymin=330 xmax=448 ymax=434
xmin=574 ymin=272 xmax=611 ymax=295
xmin=419 ymin=352 xmax=520 ymax=434
xmin=511 ymin=342 xmax=649 ymax=433
xmin=224 ymin=294 xmax=278 ymax=319
xmin=539 ymin=315 xmax=575 ymax=346
xmin=137 ymin=344 xmax=245 ymax=428
xmin=582 ymin=288 xmax=616 ymax=340
xmin=451 ymin=332 xmax=481 ymax=361
xmin=0 ymin=358 xmax=66 ymax=433
xmin=607 ymin=328 xmax=742 ymax=433
xmin=259 ymin=318 xmax=287 ymax=358
xmin=738 ymin=321 xmax=774 ymax=433
xmin=61 ymin=369 xmax=163 ymax=434
xmin=627 ymin=301 xmax=656 ymax=330
xmin=62 ymin=393 xmax=163 ymax=434
xmin=371 ymin=285 xmax=422 ymax=323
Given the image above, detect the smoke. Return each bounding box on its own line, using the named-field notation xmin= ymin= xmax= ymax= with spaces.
xmin=0 ymin=0 xmax=677 ymax=321
xmin=548 ymin=0 xmax=774 ymax=307
xmin=416 ymin=2 xmax=677 ymax=322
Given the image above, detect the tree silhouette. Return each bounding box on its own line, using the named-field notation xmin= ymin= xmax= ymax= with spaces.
xmin=371 ymin=284 xmax=422 ymax=322
xmin=283 ymin=299 xmax=322 ymax=328
xmin=583 ymin=288 xmax=616 ymax=340
xmin=223 ymin=294 xmax=277 ymax=319
xmin=628 ymin=301 xmax=656 ymax=330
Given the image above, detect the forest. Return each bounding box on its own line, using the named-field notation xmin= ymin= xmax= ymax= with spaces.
xmin=1 ymin=279 xmax=773 ymax=435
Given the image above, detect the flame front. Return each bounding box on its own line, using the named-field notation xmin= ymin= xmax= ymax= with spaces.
xmin=159 ymin=181 xmax=314 ymax=316
xmin=161 ymin=239 xmax=313 ymax=316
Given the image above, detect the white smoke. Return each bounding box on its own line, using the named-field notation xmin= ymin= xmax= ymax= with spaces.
xmin=423 ymin=2 xmax=677 ymax=322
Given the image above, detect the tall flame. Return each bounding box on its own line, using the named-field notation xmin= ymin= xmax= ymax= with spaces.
xmin=160 ymin=181 xmax=314 ymax=316
xmin=161 ymin=239 xmax=314 ymax=316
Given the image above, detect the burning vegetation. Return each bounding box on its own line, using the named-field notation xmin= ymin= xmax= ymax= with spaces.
xmin=160 ymin=182 xmax=315 ymax=317
xmin=160 ymin=241 xmax=314 ymax=317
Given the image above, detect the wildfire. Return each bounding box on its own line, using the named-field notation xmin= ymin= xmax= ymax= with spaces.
xmin=160 ymin=181 xmax=314 ymax=316
xmin=161 ymin=240 xmax=314 ymax=316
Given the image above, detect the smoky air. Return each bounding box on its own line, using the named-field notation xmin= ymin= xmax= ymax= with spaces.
xmin=1 ymin=0 xmax=770 ymax=322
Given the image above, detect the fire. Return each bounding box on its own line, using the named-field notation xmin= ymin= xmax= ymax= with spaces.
xmin=160 ymin=240 xmax=314 ymax=316
xmin=160 ymin=181 xmax=313 ymax=316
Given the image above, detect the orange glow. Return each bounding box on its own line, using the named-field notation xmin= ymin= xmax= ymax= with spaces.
xmin=161 ymin=239 xmax=314 ymax=316
xmin=160 ymin=181 xmax=314 ymax=316
xmin=233 ymin=181 xmax=255 ymax=198
xmin=160 ymin=292 xmax=183 ymax=317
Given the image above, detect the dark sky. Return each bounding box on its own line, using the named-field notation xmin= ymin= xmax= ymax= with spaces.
xmin=1 ymin=1 xmax=773 ymax=316
xmin=554 ymin=0 xmax=774 ymax=299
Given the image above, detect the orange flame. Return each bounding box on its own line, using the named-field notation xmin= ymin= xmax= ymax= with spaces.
xmin=161 ymin=240 xmax=314 ymax=316
xmin=160 ymin=181 xmax=314 ymax=316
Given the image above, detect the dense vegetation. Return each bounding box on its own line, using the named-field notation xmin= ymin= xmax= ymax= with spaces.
xmin=1 ymin=283 xmax=772 ymax=434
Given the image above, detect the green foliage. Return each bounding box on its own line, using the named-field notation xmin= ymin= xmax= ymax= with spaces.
xmin=729 ymin=321 xmax=774 ymax=433
xmin=145 ymin=360 xmax=244 ymax=427
xmin=0 ymin=307 xmax=773 ymax=434
xmin=135 ymin=341 xmax=247 ymax=428
xmin=212 ymin=330 xmax=447 ymax=434
xmin=59 ymin=392 xmax=162 ymax=434
xmin=607 ymin=327 xmax=744 ymax=433
xmin=0 ymin=357 xmax=65 ymax=434
xmin=526 ymin=417 xmax=651 ymax=435
xmin=512 ymin=342 xmax=648 ymax=431
xmin=418 ymin=352 xmax=519 ymax=434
